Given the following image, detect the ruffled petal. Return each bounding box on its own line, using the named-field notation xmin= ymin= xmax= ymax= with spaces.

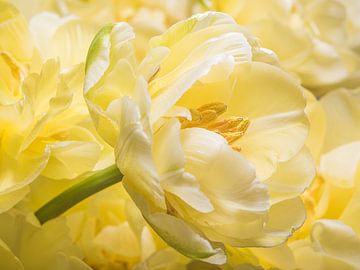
xmin=264 ymin=147 xmax=315 ymax=204
xmin=230 ymin=62 xmax=308 ymax=180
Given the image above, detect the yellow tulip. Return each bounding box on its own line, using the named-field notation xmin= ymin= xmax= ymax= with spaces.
xmin=209 ymin=0 xmax=360 ymax=93
xmin=28 ymin=12 xmax=100 ymax=68
xmin=243 ymin=87 xmax=360 ymax=270
xmin=66 ymin=184 xmax=162 ymax=270
xmin=0 ymin=209 xmax=91 ymax=270
xmin=8 ymin=0 xmax=196 ymax=60
xmin=291 ymin=220 xmax=360 ymax=270
xmin=0 ymin=2 xmax=106 ymax=213
xmin=84 ymin=11 xmax=314 ymax=263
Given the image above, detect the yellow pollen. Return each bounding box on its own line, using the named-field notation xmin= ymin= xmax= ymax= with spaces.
xmin=180 ymin=102 xmax=250 ymax=150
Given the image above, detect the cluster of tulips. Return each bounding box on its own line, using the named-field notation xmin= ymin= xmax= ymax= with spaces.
xmin=1 ymin=0 xmax=360 ymax=269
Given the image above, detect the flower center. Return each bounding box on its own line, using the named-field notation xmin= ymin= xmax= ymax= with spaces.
xmin=179 ymin=102 xmax=250 ymax=151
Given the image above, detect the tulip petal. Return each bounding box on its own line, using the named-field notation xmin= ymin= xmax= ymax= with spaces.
xmin=153 ymin=119 xmax=213 ymax=213
xmin=229 ymin=62 xmax=308 ymax=180
xmin=0 ymin=2 xmax=33 ymax=62
xmin=311 ymin=220 xmax=360 ymax=269
xmin=150 ymin=31 xmax=251 ymax=123
xmin=320 ymin=88 xmax=360 ymax=153
xmin=320 ymin=142 xmax=360 ymax=188
xmin=0 ymin=238 xmax=23 ymax=270
xmin=146 ymin=213 xmax=226 ymax=264
xmin=265 ymin=147 xmax=315 ymax=204
xmin=250 ymin=197 xmax=306 ymax=247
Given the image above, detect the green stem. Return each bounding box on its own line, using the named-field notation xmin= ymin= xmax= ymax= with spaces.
xmin=35 ymin=164 xmax=123 ymax=224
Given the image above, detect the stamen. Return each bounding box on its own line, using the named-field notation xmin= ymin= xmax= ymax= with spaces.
xmin=197 ymin=102 xmax=227 ymax=115
xmin=180 ymin=102 xmax=250 ymax=149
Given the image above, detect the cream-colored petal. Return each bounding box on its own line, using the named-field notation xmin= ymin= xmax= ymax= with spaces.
xmin=341 ymin=183 xmax=360 ymax=236
xmin=133 ymin=247 xmax=188 ymax=270
xmin=248 ymin=19 xmax=312 ymax=69
xmin=304 ymin=90 xmax=327 ymax=162
xmin=305 ymin=0 xmax=347 ymax=45
xmin=251 ymin=243 xmax=296 ymax=270
xmin=20 ymin=60 xmax=75 ymax=151
xmin=49 ymin=18 xmax=99 ymax=67
xmin=150 ymin=11 xmax=237 ymax=49
xmin=150 ymin=31 xmax=252 ymax=123
xmin=0 ymin=144 xmax=50 ymax=209
xmin=115 ymin=97 xmax=165 ymax=212
xmin=146 ymin=213 xmax=226 ymax=264
xmin=94 ymin=223 xmax=141 ymax=259
xmin=84 ymin=23 xmax=135 ymax=94
xmin=30 ymin=12 xmax=100 ymax=67
xmin=29 ymin=12 xmax=72 ymax=59
xmin=0 ymin=210 xmax=91 ymax=270
xmin=161 ymin=128 xmax=269 ymax=246
xmin=264 ymin=147 xmax=315 ymax=204
xmin=84 ymin=22 xmax=140 ymax=146
xmin=153 ymin=119 xmax=213 ymax=213
xmin=319 ymin=142 xmax=360 ymax=188
xmin=214 ymin=0 xmax=293 ymax=25
xmin=250 ymin=197 xmax=306 ymax=247
xmin=320 ymin=88 xmax=360 ymax=153
xmin=311 ymin=220 xmax=360 ymax=269
xmin=138 ymin=46 xmax=170 ymax=81
xmin=238 ymin=111 xmax=308 ymax=180
xmin=297 ymin=39 xmax=349 ymax=88
xmin=227 ymin=62 xmax=306 ymax=119
xmin=0 ymin=2 xmax=33 ymax=62
xmin=22 ymin=59 xmax=61 ymax=115
xmin=41 ymin=141 xmax=101 ymax=180
xmin=181 ymin=128 xmax=268 ymax=213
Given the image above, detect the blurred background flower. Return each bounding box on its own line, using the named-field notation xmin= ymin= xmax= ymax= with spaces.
xmin=205 ymin=0 xmax=360 ymax=94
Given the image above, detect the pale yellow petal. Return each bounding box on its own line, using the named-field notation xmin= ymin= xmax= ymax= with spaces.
xmin=305 ymin=0 xmax=347 ymax=45
xmin=320 ymin=88 xmax=360 ymax=153
xmin=0 ymin=186 xmax=29 ymax=213
xmin=311 ymin=220 xmax=360 ymax=269
xmin=304 ymin=90 xmax=327 ymax=162
xmin=84 ymin=22 xmax=140 ymax=146
xmin=251 ymin=197 xmax=306 ymax=247
xmin=94 ymin=223 xmax=141 ymax=259
xmin=153 ymin=119 xmax=213 ymax=213
xmin=115 ymin=97 xmax=165 ymax=211
xmin=248 ymin=19 xmax=311 ymax=69
xmin=229 ymin=62 xmax=308 ymax=180
xmin=264 ymin=147 xmax=315 ymax=204
xmin=251 ymin=244 xmax=296 ymax=270
xmin=341 ymin=181 xmax=360 ymax=237
xmin=146 ymin=213 xmax=226 ymax=264
xmin=320 ymin=142 xmax=360 ymax=188
xmin=0 ymin=145 xmax=50 ymax=212
xmin=41 ymin=141 xmax=101 ymax=180
xmin=297 ymin=39 xmax=349 ymax=88
xmin=164 ymin=128 xmax=269 ymax=246
xmin=181 ymin=128 xmax=268 ymax=213
xmin=0 ymin=210 xmax=91 ymax=270
xmin=150 ymin=11 xmax=237 ymax=49
xmin=0 ymin=238 xmax=23 ymax=270
xmin=0 ymin=2 xmax=33 ymax=62
xmin=150 ymin=31 xmax=251 ymax=123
